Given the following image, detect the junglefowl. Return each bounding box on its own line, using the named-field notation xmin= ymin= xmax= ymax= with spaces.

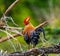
xmin=22 ymin=16 xmax=46 ymax=49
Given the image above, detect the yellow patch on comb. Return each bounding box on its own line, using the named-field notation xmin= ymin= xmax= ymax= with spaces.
xmin=26 ymin=17 xmax=30 ymax=22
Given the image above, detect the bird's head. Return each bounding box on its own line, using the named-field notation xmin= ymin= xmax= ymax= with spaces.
xmin=24 ymin=16 xmax=30 ymax=25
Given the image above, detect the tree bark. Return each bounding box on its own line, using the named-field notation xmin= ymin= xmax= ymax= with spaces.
xmin=9 ymin=43 xmax=60 ymax=56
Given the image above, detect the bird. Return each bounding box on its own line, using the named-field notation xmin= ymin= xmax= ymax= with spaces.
xmin=22 ymin=16 xmax=46 ymax=49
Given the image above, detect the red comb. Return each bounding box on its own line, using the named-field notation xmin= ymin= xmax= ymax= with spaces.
xmin=24 ymin=16 xmax=30 ymax=25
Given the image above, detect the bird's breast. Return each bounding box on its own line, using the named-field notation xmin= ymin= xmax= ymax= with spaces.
xmin=22 ymin=24 xmax=35 ymax=37
xmin=25 ymin=27 xmax=35 ymax=37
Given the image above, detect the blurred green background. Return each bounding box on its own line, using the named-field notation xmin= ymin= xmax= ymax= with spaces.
xmin=0 ymin=0 xmax=60 ymax=56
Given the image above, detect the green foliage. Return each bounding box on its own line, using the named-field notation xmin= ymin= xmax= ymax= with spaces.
xmin=0 ymin=0 xmax=60 ymax=56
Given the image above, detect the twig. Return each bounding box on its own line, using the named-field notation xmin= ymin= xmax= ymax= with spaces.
xmin=8 ymin=43 xmax=60 ymax=56
xmin=35 ymin=20 xmax=49 ymax=29
xmin=0 ymin=33 xmax=21 ymax=43
xmin=2 ymin=0 xmax=19 ymax=17
xmin=1 ymin=26 xmax=22 ymax=30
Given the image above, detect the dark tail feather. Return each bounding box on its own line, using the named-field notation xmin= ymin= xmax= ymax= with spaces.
xmin=35 ymin=27 xmax=47 ymax=41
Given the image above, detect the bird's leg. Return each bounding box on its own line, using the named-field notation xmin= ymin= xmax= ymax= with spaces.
xmin=27 ymin=44 xmax=31 ymax=50
xmin=32 ymin=44 xmax=35 ymax=48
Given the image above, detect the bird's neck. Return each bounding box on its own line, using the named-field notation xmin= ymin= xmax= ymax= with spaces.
xmin=26 ymin=23 xmax=34 ymax=28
